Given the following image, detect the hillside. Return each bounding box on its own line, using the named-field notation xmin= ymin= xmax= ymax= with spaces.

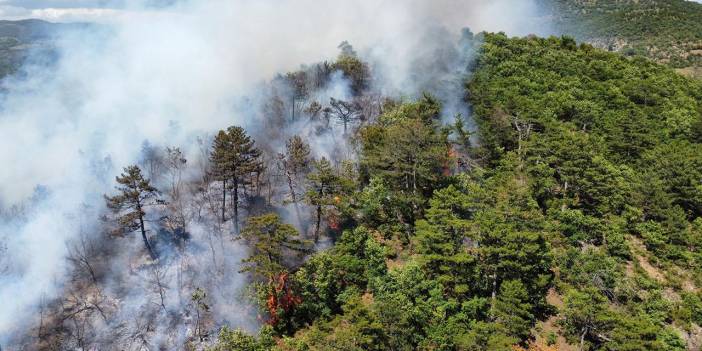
xmin=0 ymin=19 xmax=86 ymax=79
xmin=204 ymin=34 xmax=702 ymax=350
xmin=546 ymin=0 xmax=702 ymax=78
xmin=3 ymin=3 xmax=702 ymax=351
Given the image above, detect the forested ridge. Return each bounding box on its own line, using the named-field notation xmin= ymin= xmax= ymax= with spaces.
xmin=211 ymin=33 xmax=702 ymax=351
xmin=5 ymin=5 xmax=702 ymax=351
xmin=79 ymin=33 xmax=702 ymax=350
xmin=547 ymin=0 xmax=702 ymax=78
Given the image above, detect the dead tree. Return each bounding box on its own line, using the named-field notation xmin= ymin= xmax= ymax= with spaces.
xmin=326 ymin=98 xmax=362 ymax=134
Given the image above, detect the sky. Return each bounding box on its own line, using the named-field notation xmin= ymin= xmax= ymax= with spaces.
xmin=0 ymin=0 xmax=177 ymax=22
xmin=1 ymin=0 xmax=702 ymax=23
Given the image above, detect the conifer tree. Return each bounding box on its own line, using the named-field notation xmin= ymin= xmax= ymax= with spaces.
xmin=279 ymin=135 xmax=311 ymax=227
xmin=105 ymin=165 xmax=160 ymax=259
xmin=326 ymin=98 xmax=362 ymax=134
xmin=278 ymin=135 xmax=311 ymax=205
xmin=305 ymin=158 xmax=342 ymax=242
xmin=210 ymin=126 xmax=262 ymax=232
xmin=492 ymin=280 xmax=534 ymax=341
xmin=239 ymin=213 xmax=311 ymax=281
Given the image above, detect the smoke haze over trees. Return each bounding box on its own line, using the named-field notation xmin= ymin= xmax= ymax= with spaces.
xmin=1 ymin=0 xmax=702 ymax=350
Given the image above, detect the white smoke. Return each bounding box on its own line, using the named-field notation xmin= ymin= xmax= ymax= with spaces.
xmin=0 ymin=0 xmax=550 ymax=346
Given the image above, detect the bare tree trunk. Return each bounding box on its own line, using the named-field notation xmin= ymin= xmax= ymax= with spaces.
xmin=233 ymin=178 xmax=239 ymax=234
xmin=490 ymin=272 xmax=497 ymax=319
xmin=285 ymin=169 xmax=304 ymax=227
xmin=137 ymin=204 xmax=156 ymax=260
xmin=221 ymin=179 xmax=226 ymax=223
xmin=314 ymin=204 xmax=322 ymax=243
xmin=152 ymin=266 xmax=168 ymax=312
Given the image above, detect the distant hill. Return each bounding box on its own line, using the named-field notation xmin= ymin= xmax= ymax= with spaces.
xmin=546 ymin=0 xmax=702 ymax=78
xmin=0 ymin=19 xmax=87 ymax=79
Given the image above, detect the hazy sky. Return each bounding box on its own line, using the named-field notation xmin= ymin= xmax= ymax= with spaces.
xmin=0 ymin=0 xmax=177 ymax=22
xmin=2 ymin=0 xmax=702 ymax=23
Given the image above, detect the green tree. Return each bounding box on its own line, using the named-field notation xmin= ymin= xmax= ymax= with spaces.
xmin=104 ymin=165 xmax=160 ymax=259
xmin=209 ymin=325 xmax=275 ymax=351
xmin=414 ymin=183 xmax=479 ymax=298
xmin=333 ymin=41 xmax=370 ymax=95
xmin=472 ymin=172 xmax=553 ymax=308
xmin=240 ymin=214 xmax=312 ymax=332
xmin=641 ymin=140 xmax=702 ymax=218
xmin=359 ymin=99 xmax=448 ymax=195
xmin=210 ymin=126 xmax=262 ymax=231
xmin=239 ymin=213 xmax=311 ymax=281
xmin=278 ymin=135 xmax=311 ymax=205
xmin=492 ymin=280 xmax=534 ymax=342
xmin=306 ymin=157 xmax=347 ymax=242
xmin=560 ymin=288 xmax=613 ymax=351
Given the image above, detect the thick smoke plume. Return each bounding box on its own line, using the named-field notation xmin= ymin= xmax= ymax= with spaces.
xmin=0 ymin=0 xmax=550 ymax=348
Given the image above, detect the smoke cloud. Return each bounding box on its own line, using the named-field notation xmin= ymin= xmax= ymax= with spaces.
xmin=0 ymin=0 xmax=550 ymax=347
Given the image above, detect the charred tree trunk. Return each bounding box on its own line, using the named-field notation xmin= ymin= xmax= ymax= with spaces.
xmin=233 ymin=178 xmax=239 ymax=234
xmin=137 ymin=201 xmax=156 ymax=260
xmin=221 ymin=179 xmax=227 ymax=223
xmin=284 ymin=168 xmax=304 ymax=227
xmin=314 ymin=204 xmax=322 ymax=243
xmin=139 ymin=215 xmax=156 ymax=260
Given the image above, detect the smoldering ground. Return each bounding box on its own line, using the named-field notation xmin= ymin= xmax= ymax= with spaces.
xmin=0 ymin=0 xmax=551 ymax=348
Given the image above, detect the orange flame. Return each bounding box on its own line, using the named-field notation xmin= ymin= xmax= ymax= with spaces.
xmin=328 ymin=215 xmax=340 ymax=231
xmin=266 ymin=272 xmax=301 ymax=326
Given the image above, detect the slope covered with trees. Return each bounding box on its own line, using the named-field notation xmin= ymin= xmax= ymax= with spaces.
xmin=9 ymin=15 xmax=702 ymax=351
xmin=0 ymin=19 xmax=88 ymax=79
xmin=207 ymin=34 xmax=702 ymax=350
xmin=546 ymin=0 xmax=702 ymax=78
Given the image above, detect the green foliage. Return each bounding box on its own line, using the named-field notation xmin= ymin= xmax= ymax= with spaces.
xmin=104 ymin=165 xmax=160 ymax=258
xmin=239 ymin=213 xmax=311 ymax=281
xmin=305 ymin=157 xmax=354 ymax=241
xmin=287 ymin=227 xmax=387 ymax=329
xmin=209 ymin=326 xmax=275 ymax=351
xmin=210 ymin=125 xmax=262 ymax=227
xmin=551 ymin=0 xmax=702 ymax=70
xmin=492 ymin=280 xmax=534 ymax=341
xmin=333 ymin=41 xmax=370 ymax=95
xmin=358 ymin=95 xmax=449 ymax=232
xmin=560 ymin=288 xmax=613 ymax=350
xmin=470 ymin=34 xmax=702 ymax=165
xmin=213 ymin=32 xmax=702 ymax=350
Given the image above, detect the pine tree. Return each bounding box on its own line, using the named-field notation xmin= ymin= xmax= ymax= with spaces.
xmin=210 ymin=130 xmax=232 ymax=223
xmin=239 ymin=213 xmax=311 ymax=281
xmin=326 ymin=98 xmax=362 ymax=134
xmin=359 ymin=96 xmax=447 ymax=196
xmin=210 ymin=126 xmax=262 ymax=232
xmin=305 ymin=158 xmax=342 ymax=242
xmin=279 ymin=135 xmax=311 ymax=228
xmin=105 ymin=165 xmax=160 ymax=259
xmin=492 ymin=280 xmax=534 ymax=342
xmin=278 ymin=135 xmax=311 ymax=205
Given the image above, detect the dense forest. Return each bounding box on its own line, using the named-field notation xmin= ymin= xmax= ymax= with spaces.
xmin=3 ymin=1 xmax=702 ymax=351
xmin=205 ymin=33 xmax=702 ymax=351
xmin=14 ymin=31 xmax=702 ymax=350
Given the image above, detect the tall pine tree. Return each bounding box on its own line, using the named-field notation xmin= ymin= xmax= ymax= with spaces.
xmin=305 ymin=158 xmax=342 ymax=243
xmin=210 ymin=126 xmax=262 ymax=232
xmin=105 ymin=165 xmax=160 ymax=259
